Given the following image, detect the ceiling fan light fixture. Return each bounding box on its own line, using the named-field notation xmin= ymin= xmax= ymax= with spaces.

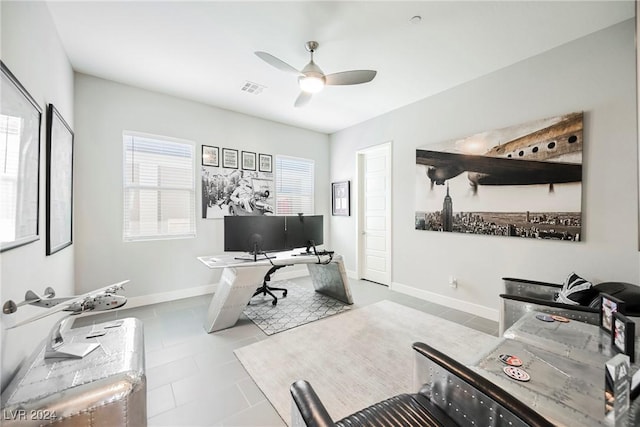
xmin=256 ymin=40 xmax=376 ymax=107
xmin=299 ymin=75 xmax=325 ymax=93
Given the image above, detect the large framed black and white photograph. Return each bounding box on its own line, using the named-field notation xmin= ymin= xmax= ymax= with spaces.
xmin=46 ymin=104 xmax=74 ymax=255
xmin=332 ymin=181 xmax=350 ymax=216
xmin=222 ymin=148 xmax=238 ymax=169
xmin=0 ymin=61 xmax=42 ymax=252
xmin=612 ymin=312 xmax=635 ymax=362
xmin=415 ymin=112 xmax=583 ymax=241
xmin=201 ymin=167 xmax=275 ymax=219
xmin=202 ymin=145 xmax=219 ymax=167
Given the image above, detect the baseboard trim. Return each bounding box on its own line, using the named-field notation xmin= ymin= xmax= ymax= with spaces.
xmin=346 ymin=269 xmax=358 ymax=280
xmin=123 ymin=284 xmax=218 ymax=309
xmin=390 ymin=281 xmax=499 ymax=321
xmin=111 ymin=270 xmax=312 ymax=311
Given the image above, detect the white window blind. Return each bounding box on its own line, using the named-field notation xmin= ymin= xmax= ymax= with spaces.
xmin=123 ymin=132 xmax=195 ymax=241
xmin=275 ymin=155 xmax=314 ymax=215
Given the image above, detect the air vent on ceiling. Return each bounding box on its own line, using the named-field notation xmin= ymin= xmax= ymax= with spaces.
xmin=241 ymin=81 xmax=266 ymax=95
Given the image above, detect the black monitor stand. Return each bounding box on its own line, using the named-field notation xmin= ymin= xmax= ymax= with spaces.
xmin=293 ymin=242 xmax=334 ymax=258
xmin=293 ymin=241 xmax=317 ymax=256
xmin=234 ymin=253 xmax=277 ymax=262
xmin=234 ymin=242 xmax=277 ymax=262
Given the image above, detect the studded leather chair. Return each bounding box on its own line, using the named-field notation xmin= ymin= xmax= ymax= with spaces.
xmin=290 ymin=342 xmax=553 ymax=427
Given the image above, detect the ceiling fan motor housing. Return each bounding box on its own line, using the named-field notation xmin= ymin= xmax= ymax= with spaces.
xmin=301 ymin=41 xmax=325 ymax=82
xmin=305 ymin=41 xmax=319 ymax=52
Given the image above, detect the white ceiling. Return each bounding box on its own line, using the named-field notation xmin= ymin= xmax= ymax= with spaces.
xmin=46 ymin=1 xmax=634 ymax=134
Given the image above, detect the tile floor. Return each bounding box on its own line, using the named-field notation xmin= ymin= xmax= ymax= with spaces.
xmin=72 ymin=277 xmax=498 ymax=426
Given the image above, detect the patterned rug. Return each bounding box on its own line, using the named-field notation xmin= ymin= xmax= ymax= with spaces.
xmin=243 ymin=280 xmax=352 ymax=335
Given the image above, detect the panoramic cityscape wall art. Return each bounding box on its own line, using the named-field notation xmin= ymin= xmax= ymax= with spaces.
xmin=415 ymin=112 xmax=583 ymax=241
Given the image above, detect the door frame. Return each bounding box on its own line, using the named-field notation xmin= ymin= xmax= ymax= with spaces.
xmin=355 ymin=141 xmax=392 ymax=284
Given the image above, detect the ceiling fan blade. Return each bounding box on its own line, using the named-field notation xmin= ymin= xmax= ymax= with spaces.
xmin=255 ymin=51 xmax=303 ymax=76
xmin=325 ymin=70 xmax=377 ymax=86
xmin=294 ymin=92 xmax=312 ymax=108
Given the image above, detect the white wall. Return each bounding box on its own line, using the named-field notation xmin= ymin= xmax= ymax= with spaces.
xmin=330 ymin=20 xmax=640 ymax=319
xmin=73 ymin=74 xmax=329 ymax=299
xmin=637 ymin=11 xmax=640 ymax=282
xmin=0 ymin=1 xmax=75 ymax=390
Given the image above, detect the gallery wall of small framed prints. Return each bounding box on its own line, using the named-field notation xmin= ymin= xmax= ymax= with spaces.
xmin=202 ymin=145 xmax=219 ymax=167
xmin=242 ymin=151 xmax=256 ymax=171
xmin=222 ymin=148 xmax=238 ymax=169
xmin=258 ymin=153 xmax=272 ymax=173
xmin=201 ymin=146 xmax=274 ymax=219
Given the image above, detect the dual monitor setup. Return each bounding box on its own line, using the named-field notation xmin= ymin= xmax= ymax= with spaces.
xmin=224 ymin=215 xmax=323 ymax=261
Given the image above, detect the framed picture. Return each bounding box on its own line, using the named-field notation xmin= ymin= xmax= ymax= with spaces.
xmin=46 ymin=104 xmax=74 ymax=255
xmin=259 ymin=153 xmax=272 ymax=173
xmin=222 ymin=148 xmax=238 ymax=169
xmin=242 ymin=151 xmax=256 ymax=171
xmin=202 ymin=145 xmax=219 ymax=167
xmin=332 ymin=181 xmax=351 ymax=216
xmin=415 ymin=112 xmax=583 ymax=241
xmin=600 ymin=293 xmax=626 ymax=334
xmin=612 ymin=312 xmax=635 ymax=362
xmin=0 ymin=61 xmax=42 ymax=252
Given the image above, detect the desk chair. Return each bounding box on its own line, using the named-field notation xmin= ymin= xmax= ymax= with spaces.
xmin=251 ymin=265 xmax=289 ymax=306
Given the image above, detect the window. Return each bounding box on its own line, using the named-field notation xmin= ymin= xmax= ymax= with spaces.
xmin=123 ymin=132 xmax=195 ymax=241
xmin=275 ymin=155 xmax=314 ymax=215
xmin=0 ymin=115 xmax=23 ymax=243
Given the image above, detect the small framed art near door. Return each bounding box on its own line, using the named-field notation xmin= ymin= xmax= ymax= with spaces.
xmin=332 ymin=181 xmax=350 ymax=216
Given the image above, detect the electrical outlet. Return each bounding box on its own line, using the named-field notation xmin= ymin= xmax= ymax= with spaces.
xmin=448 ymin=276 xmax=458 ymax=288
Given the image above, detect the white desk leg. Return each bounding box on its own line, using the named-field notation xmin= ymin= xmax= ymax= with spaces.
xmin=204 ymin=265 xmax=272 ymax=333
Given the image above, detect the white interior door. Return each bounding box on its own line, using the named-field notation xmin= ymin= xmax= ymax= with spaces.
xmin=358 ymin=143 xmax=391 ymax=286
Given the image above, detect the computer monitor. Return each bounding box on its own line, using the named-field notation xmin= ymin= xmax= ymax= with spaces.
xmin=224 ymin=216 xmax=286 ymax=259
xmin=285 ymin=215 xmax=323 ymax=253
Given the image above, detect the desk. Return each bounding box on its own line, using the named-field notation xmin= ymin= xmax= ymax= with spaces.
xmin=197 ymin=251 xmax=353 ymax=333
xmin=503 ymin=311 xmax=640 ymax=369
xmin=472 ymin=312 xmax=640 ymax=426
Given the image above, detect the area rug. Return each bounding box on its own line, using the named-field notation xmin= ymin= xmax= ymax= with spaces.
xmin=243 ymin=280 xmax=351 ymax=335
xmin=234 ymin=300 xmax=500 ymax=425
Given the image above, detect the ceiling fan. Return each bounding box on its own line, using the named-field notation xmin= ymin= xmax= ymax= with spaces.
xmin=255 ymin=41 xmax=377 ymax=107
